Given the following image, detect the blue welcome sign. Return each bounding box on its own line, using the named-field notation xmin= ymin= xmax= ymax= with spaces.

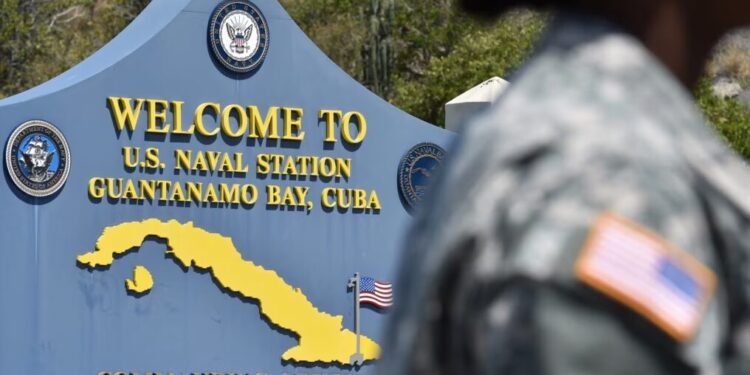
xmin=0 ymin=0 xmax=452 ymax=374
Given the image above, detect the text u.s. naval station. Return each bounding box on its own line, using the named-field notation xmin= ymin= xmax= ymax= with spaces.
xmin=87 ymin=97 xmax=382 ymax=212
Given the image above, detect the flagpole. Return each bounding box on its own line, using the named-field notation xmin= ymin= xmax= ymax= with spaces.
xmin=348 ymin=272 xmax=364 ymax=366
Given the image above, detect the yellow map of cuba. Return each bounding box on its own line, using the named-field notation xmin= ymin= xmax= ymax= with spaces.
xmin=76 ymin=219 xmax=380 ymax=365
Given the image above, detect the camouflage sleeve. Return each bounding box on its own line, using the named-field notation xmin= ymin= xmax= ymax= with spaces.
xmin=380 ymin=120 xmax=729 ymax=375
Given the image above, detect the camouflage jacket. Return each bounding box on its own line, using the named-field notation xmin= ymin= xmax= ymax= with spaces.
xmin=380 ymin=12 xmax=750 ymax=375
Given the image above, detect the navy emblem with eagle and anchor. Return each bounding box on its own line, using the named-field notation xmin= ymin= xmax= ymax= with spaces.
xmin=5 ymin=120 xmax=70 ymax=197
xmin=208 ymin=0 xmax=269 ymax=74
xmin=398 ymin=143 xmax=446 ymax=212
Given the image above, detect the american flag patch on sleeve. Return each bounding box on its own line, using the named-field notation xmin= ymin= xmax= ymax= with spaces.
xmin=575 ymin=213 xmax=717 ymax=342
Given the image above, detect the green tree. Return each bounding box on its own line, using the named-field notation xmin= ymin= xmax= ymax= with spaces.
xmin=282 ymin=0 xmax=546 ymax=126
xmin=391 ymin=10 xmax=545 ymax=127
xmin=0 ymin=0 xmax=150 ymax=98
xmin=280 ymin=0 xmax=366 ymax=83
xmin=362 ymin=0 xmax=395 ymax=98
xmin=695 ymin=78 xmax=750 ymax=159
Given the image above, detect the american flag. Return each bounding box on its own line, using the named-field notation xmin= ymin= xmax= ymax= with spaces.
xmin=576 ymin=214 xmax=716 ymax=342
xmin=359 ymin=276 xmax=393 ymax=308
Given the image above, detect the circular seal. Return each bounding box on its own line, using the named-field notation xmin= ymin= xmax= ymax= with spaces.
xmin=5 ymin=120 xmax=71 ymax=197
xmin=398 ymin=142 xmax=446 ymax=211
xmin=208 ymin=0 xmax=270 ymax=74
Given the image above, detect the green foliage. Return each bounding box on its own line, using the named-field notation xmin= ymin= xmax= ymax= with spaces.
xmin=392 ymin=10 xmax=545 ymax=127
xmin=695 ymin=79 xmax=750 ymax=159
xmin=388 ymin=1 xmax=483 ymax=84
xmin=282 ymin=0 xmax=545 ymax=126
xmin=0 ymin=0 xmax=149 ymax=98
xmin=280 ymin=0 xmax=366 ymax=81
xmin=361 ymin=0 xmax=395 ymax=98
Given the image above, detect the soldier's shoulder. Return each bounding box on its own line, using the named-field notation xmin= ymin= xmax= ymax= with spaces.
xmin=458 ymin=23 xmax=687 ymax=167
xmin=460 ymin=77 xmax=683 ymax=174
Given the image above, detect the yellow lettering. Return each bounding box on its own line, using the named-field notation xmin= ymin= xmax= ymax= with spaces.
xmin=122 ymin=147 xmax=140 ymax=169
xmin=319 ymin=109 xmax=342 ymax=143
xmin=234 ymin=152 xmax=249 ymax=173
xmin=193 ymin=102 xmax=221 ymax=136
xmin=283 ymin=156 xmax=298 ymax=176
xmin=271 ymin=154 xmax=283 ymax=175
xmin=206 ymin=151 xmax=221 ymax=171
xmin=219 ymin=183 xmax=240 ymax=204
xmin=282 ymin=187 xmax=297 ymax=206
xmin=204 ymin=183 xmax=219 ymax=203
xmin=221 ymin=104 xmax=248 ymax=138
xmin=172 ymin=100 xmax=194 ymax=134
xmin=267 ymin=185 xmax=281 ymax=205
xmin=123 ymin=179 xmax=139 ymax=200
xmin=294 ymin=186 xmax=309 ymax=206
xmin=193 ymin=152 xmax=208 ymax=172
xmin=139 ymin=179 xmax=156 ymax=201
xmin=219 ymin=154 xmax=234 ymax=173
xmin=310 ymin=156 xmax=319 ymax=176
xmin=368 ymin=190 xmax=382 ymax=210
xmin=88 ymin=178 xmax=105 ymax=199
xmin=108 ymin=97 xmax=144 ymax=132
xmin=157 ymin=180 xmax=171 ymax=201
xmin=297 ymin=156 xmax=310 ymax=175
xmin=320 ymin=157 xmax=336 ymax=178
xmin=241 ymin=184 xmax=257 ymax=205
xmin=336 ymin=188 xmax=350 ymax=208
xmin=248 ymin=106 xmax=279 ymax=139
xmin=107 ymin=178 xmax=122 ymax=199
xmin=145 ymin=148 xmax=160 ymax=168
xmin=321 ymin=188 xmax=335 ymax=209
xmin=170 ymin=182 xmax=186 ymax=202
xmin=341 ymin=111 xmax=367 ymax=144
xmin=146 ymin=99 xmax=170 ymax=134
xmin=174 ymin=149 xmax=191 ymax=172
xmin=354 ymin=189 xmax=367 ymax=209
xmin=282 ymin=107 xmax=305 ymax=141
xmin=336 ymin=158 xmax=351 ymax=179
xmin=186 ymin=182 xmax=203 ymax=203
xmin=256 ymin=154 xmax=270 ymax=175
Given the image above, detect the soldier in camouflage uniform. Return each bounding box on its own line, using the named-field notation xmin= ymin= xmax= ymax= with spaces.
xmin=380 ymin=1 xmax=750 ymax=374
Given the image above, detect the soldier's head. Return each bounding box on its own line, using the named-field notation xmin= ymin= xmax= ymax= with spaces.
xmin=460 ymin=0 xmax=750 ymax=85
xmin=460 ymin=0 xmax=750 ymax=29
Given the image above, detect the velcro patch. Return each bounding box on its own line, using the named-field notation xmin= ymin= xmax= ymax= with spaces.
xmin=575 ymin=213 xmax=716 ymax=342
